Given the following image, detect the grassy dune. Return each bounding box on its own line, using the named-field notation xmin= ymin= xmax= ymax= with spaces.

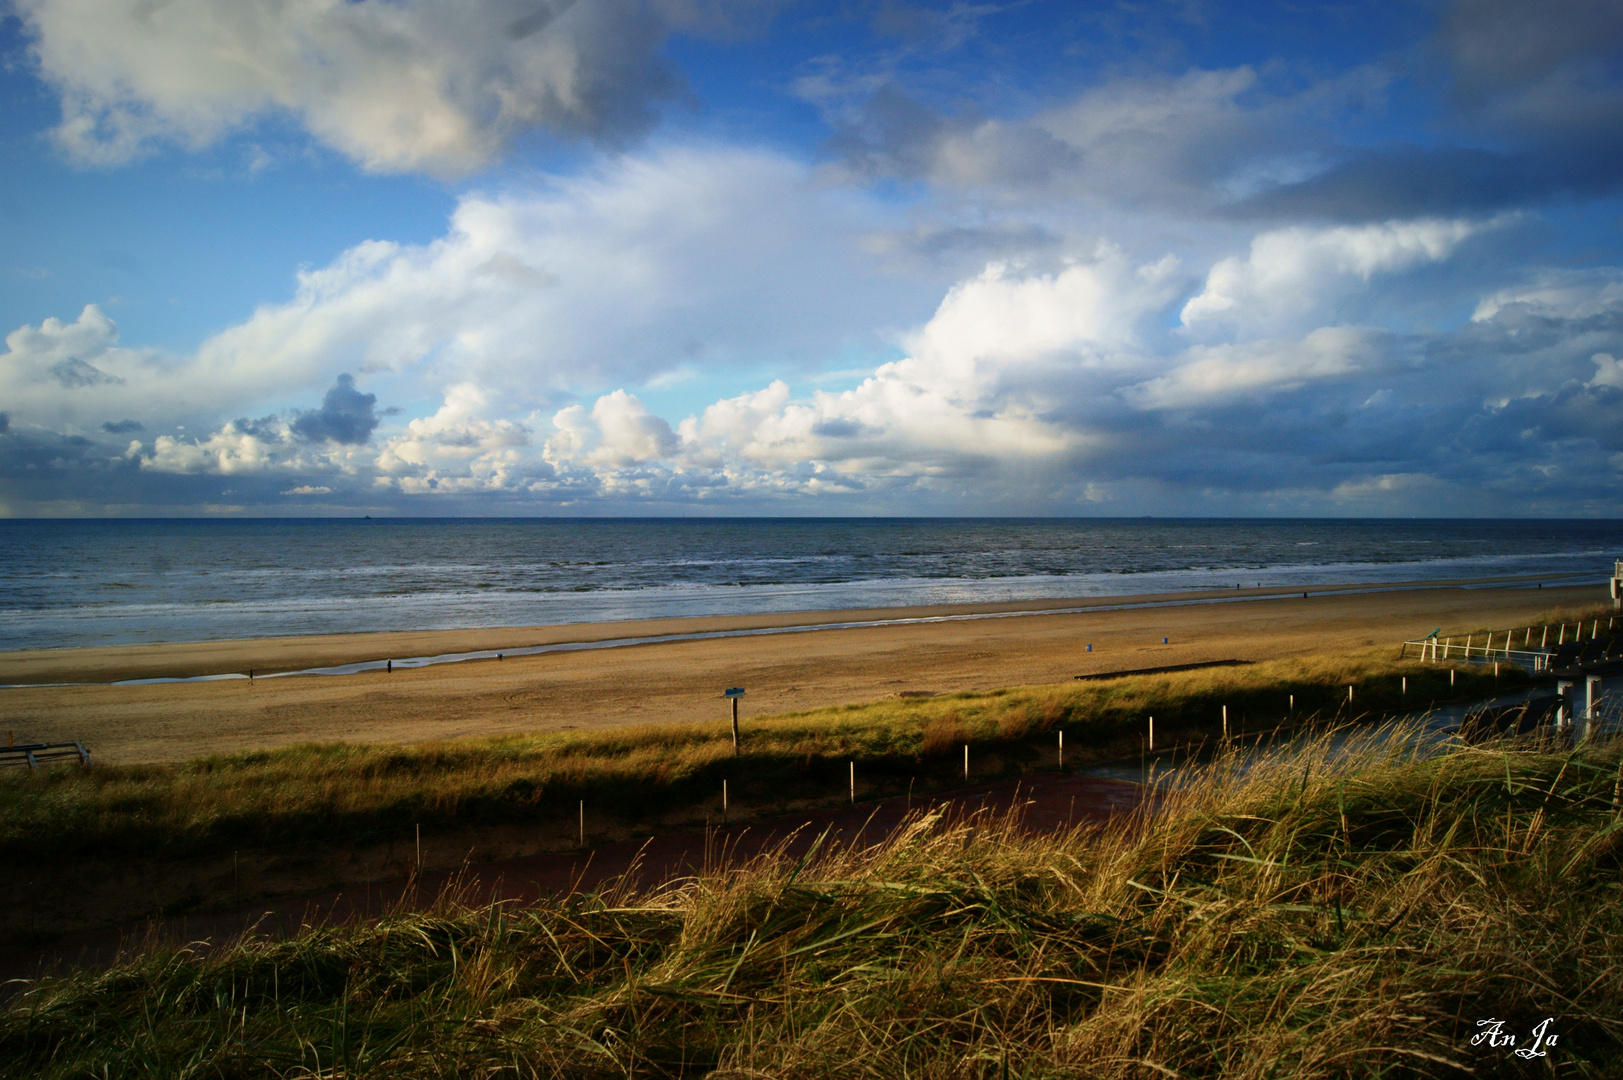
xmin=1452 ymin=602 xmax=1620 ymax=643
xmin=0 ymin=650 xmax=1522 ymax=864
xmin=5 ymin=725 xmax=1620 ymax=1078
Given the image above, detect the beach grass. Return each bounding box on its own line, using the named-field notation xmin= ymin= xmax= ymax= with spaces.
xmin=4 ymin=723 xmax=1620 ymax=1078
xmin=1450 ymin=602 xmax=1620 ymax=643
xmin=0 ymin=649 xmax=1525 ymax=866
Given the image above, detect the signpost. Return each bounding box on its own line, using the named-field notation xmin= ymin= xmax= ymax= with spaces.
xmin=724 ymin=687 xmax=745 ymax=755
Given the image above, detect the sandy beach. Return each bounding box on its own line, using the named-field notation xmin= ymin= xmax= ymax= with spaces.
xmin=0 ymin=577 xmax=1604 ymax=764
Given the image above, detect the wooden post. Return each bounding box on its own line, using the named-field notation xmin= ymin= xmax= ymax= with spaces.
xmin=1058 ymin=730 xmax=1064 ymax=768
xmin=849 ymin=761 xmax=855 ymax=805
xmin=1524 ymin=627 xmax=1530 ymax=647
xmin=1288 ymin=694 xmax=1294 ymax=714
xmin=579 ymin=801 xmax=585 ymax=848
xmin=724 ymin=688 xmax=745 ymax=755
xmin=1450 ymin=668 xmax=1455 ymax=687
xmin=1542 ymin=625 xmax=1548 ymax=648
xmin=415 ymin=823 xmax=421 ymax=870
xmin=963 ymin=744 xmax=969 ymax=780
xmin=1222 ymin=705 xmax=1228 ymax=740
xmin=722 ymin=780 xmax=728 ymax=823
xmin=1402 ymin=676 xmax=1407 ymax=696
xmin=1148 ymin=716 xmax=1155 ymax=751
xmin=387 ymin=659 xmax=392 ymax=673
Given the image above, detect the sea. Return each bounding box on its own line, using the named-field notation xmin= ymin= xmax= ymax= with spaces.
xmin=1 ymin=518 xmax=1620 ymax=652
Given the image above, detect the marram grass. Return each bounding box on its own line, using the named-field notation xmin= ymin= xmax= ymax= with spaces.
xmin=4 ymin=727 xmax=1620 ymax=1078
xmin=0 ymin=650 xmax=1519 ymax=863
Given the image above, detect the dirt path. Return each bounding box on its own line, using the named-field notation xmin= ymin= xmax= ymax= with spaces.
xmin=0 ymin=771 xmax=1145 ymax=991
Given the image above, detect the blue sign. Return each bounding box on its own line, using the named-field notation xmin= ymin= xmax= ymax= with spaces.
xmin=724 ymin=687 xmax=746 ymax=697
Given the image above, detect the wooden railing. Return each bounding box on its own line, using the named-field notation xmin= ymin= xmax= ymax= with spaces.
xmin=0 ymin=741 xmax=93 ymax=770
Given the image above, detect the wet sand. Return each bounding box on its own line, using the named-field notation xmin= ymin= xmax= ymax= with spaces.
xmin=0 ymin=576 xmax=1601 ymax=764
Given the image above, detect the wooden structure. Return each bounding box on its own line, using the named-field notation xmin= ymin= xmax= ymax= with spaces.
xmin=724 ymin=687 xmax=745 ymax=755
xmin=1 ymin=741 xmax=93 ymax=770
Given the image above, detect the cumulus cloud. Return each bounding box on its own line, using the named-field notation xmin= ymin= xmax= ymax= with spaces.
xmin=1181 ymin=217 xmax=1494 ymax=335
xmin=542 ymin=250 xmax=1182 ymax=500
xmin=375 ymin=383 xmax=533 ymax=494
xmin=0 ymin=305 xmax=177 ymax=432
xmin=4 ymin=140 xmax=1620 ymax=515
xmin=182 ymin=145 xmax=920 ymax=402
xmin=17 ymin=0 xmax=681 ymax=173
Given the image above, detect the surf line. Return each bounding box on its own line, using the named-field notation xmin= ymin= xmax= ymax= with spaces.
xmin=0 ymin=574 xmax=1595 ymax=690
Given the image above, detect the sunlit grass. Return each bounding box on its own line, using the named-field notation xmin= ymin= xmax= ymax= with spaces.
xmin=1 ymin=649 xmax=1521 ymax=864
xmin=5 ymin=726 xmax=1620 ymax=1077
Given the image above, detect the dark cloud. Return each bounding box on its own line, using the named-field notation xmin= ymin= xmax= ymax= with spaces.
xmin=232 ymin=414 xmax=286 ymax=439
xmin=291 ymin=374 xmax=380 ymax=445
xmin=49 ymin=356 xmax=123 ymax=388
xmin=825 ymin=82 xmax=953 ymax=180
xmin=507 ymin=0 xmax=577 ymax=41
xmin=539 ymin=0 xmax=684 ymax=145
xmin=1248 ymin=0 xmax=1623 ymax=223
xmin=1230 ymin=145 xmax=1550 ymax=221
xmin=1441 ymin=0 xmax=1623 ymax=114
xmin=811 ymin=417 xmax=869 ymax=438
xmin=1465 ymin=381 xmax=1623 ymax=452
xmin=101 ymin=418 xmax=143 ymax=434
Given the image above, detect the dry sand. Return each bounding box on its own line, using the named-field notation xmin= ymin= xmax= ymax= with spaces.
xmin=0 ymin=578 xmax=1605 ymax=764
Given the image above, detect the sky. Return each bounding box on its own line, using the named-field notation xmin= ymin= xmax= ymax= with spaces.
xmin=1 ymin=0 xmax=1621 ymax=518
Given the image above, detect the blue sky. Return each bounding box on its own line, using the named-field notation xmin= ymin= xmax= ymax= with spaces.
xmin=1 ymin=0 xmax=1620 ymax=516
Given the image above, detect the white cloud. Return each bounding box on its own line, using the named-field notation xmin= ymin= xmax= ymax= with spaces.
xmin=374 ymin=383 xmax=531 ymax=493
xmin=185 ymin=145 xmax=915 ymax=403
xmin=905 ymin=249 xmax=1181 ymax=370
xmin=5 ymin=138 xmax=1620 ymax=514
xmin=1471 ymin=267 xmax=1623 ymax=322
xmin=146 ymin=421 xmax=287 ymax=475
xmin=1590 ymin=353 xmax=1623 ymax=389
xmin=1126 ymin=327 xmax=1385 ymax=409
xmin=1181 ymin=218 xmax=1493 ymax=334
xmin=0 ymin=305 xmax=172 ymax=429
xmin=546 ymin=389 xmax=678 ymax=468
xmin=18 ymin=0 xmax=678 ymax=173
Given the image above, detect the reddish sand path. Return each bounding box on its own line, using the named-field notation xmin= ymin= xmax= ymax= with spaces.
xmin=0 ymin=771 xmax=1145 ymax=991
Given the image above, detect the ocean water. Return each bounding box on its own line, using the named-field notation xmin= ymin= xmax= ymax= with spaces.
xmin=1 ymin=518 xmax=1620 ymax=651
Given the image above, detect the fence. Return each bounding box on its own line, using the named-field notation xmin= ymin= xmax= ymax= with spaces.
xmin=1402 ymin=615 xmax=1620 ymax=672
